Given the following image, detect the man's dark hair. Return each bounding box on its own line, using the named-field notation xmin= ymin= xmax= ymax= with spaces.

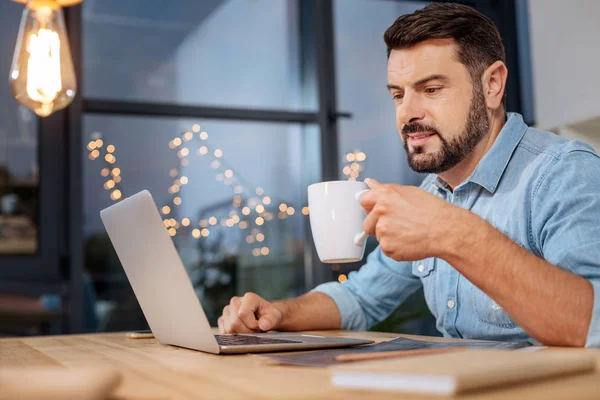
xmin=384 ymin=3 xmax=505 ymax=90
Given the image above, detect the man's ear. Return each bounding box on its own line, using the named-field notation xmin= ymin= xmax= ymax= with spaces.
xmin=482 ymin=60 xmax=508 ymax=110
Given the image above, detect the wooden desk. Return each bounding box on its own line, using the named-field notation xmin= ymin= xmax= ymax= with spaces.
xmin=1 ymin=331 xmax=599 ymax=399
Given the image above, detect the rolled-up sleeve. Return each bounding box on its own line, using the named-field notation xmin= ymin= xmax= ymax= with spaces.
xmin=531 ymin=148 xmax=600 ymax=347
xmin=311 ymin=246 xmax=421 ymax=330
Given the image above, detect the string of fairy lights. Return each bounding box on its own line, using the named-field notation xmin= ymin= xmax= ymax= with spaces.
xmin=87 ymin=128 xmax=366 ymax=266
xmin=87 ymin=134 xmax=123 ymax=202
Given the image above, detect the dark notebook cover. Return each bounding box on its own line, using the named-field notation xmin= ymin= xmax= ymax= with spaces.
xmin=262 ymin=336 xmax=530 ymax=367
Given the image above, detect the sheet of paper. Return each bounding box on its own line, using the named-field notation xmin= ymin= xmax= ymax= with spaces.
xmin=261 ymin=336 xmax=531 ymax=367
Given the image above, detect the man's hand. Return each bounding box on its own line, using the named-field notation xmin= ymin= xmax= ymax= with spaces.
xmin=359 ymin=178 xmax=461 ymax=261
xmin=218 ymin=292 xmax=283 ymax=334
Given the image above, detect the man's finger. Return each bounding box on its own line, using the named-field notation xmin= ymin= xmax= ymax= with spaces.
xmin=257 ymin=307 xmax=280 ymax=332
xmin=359 ymin=189 xmax=379 ymax=212
xmin=217 ymin=317 xmax=225 ymax=334
xmin=226 ymin=298 xmax=242 ymax=332
xmin=237 ymin=295 xmax=261 ymax=330
xmin=229 ymin=317 xmax=257 ymax=334
xmin=363 ymin=207 xmax=381 ymax=237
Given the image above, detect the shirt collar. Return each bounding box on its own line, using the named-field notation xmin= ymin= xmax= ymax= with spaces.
xmin=460 ymin=112 xmax=528 ymax=194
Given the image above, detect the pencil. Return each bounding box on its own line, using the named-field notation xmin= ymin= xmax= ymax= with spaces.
xmin=334 ymin=346 xmax=468 ymax=362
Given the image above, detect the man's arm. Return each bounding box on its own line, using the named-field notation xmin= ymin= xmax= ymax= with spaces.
xmin=441 ymin=209 xmax=593 ymax=347
xmin=218 ymin=291 xmax=340 ymax=333
xmin=440 ymin=149 xmax=600 ymax=348
xmin=273 ymin=292 xmax=341 ymax=331
xmin=219 ymin=246 xmax=422 ymax=333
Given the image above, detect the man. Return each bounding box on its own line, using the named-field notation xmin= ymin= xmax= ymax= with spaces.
xmin=218 ymin=2 xmax=599 ymax=347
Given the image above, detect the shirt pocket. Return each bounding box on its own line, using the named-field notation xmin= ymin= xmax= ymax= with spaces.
xmin=412 ymin=259 xmax=437 ymax=318
xmin=471 ymin=285 xmax=518 ymax=328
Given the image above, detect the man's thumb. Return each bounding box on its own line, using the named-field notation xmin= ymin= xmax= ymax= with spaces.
xmin=364 ymin=178 xmax=381 ymax=189
xmin=258 ymin=315 xmax=278 ymax=331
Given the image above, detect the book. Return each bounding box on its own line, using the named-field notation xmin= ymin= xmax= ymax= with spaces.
xmin=331 ymin=349 xmax=596 ymax=396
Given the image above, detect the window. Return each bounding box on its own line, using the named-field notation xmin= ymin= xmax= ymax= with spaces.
xmin=83 ymin=0 xmax=313 ymax=111
xmin=83 ymin=115 xmax=319 ymax=330
xmin=0 ymin=2 xmax=39 ymax=255
xmin=334 ymin=0 xmax=425 ymax=186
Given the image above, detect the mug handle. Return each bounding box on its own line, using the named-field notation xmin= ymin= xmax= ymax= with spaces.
xmin=354 ymin=189 xmax=369 ymax=246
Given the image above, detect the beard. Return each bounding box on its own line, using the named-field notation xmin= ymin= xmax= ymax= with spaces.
xmin=402 ymin=83 xmax=490 ymax=174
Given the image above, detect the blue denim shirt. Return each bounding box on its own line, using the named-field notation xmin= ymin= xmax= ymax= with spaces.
xmin=313 ymin=113 xmax=600 ymax=348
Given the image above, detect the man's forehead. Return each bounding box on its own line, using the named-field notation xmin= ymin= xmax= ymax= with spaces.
xmin=387 ymin=39 xmax=460 ymax=80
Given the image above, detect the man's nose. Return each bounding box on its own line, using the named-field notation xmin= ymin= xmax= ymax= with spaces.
xmin=398 ymin=92 xmax=425 ymax=125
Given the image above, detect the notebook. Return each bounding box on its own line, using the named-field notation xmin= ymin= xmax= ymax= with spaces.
xmin=263 ymin=336 xmax=530 ymax=367
xmin=331 ymin=349 xmax=596 ymax=396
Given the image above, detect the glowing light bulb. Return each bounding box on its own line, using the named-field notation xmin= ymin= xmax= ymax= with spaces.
xmin=110 ymin=189 xmax=122 ymax=201
xmin=9 ymin=0 xmax=77 ymax=117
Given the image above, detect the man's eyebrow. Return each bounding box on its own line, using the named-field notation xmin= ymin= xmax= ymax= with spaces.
xmin=387 ymin=74 xmax=449 ymax=91
xmin=414 ymin=74 xmax=449 ymax=87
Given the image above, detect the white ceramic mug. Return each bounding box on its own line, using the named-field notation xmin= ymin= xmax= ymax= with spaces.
xmin=307 ymin=180 xmax=369 ymax=263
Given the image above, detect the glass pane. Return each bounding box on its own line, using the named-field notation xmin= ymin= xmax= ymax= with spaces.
xmin=83 ymin=115 xmax=319 ymax=331
xmin=0 ymin=2 xmax=39 ymax=255
xmin=333 ymin=0 xmax=436 ymax=336
xmin=83 ymin=0 xmax=313 ymax=111
xmin=334 ymin=0 xmax=426 ymax=186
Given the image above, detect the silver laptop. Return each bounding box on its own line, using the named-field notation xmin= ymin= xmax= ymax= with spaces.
xmin=100 ymin=190 xmax=373 ymax=354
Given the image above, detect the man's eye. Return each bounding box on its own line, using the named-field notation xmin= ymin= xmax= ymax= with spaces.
xmin=425 ymin=87 xmax=441 ymax=94
xmin=393 ymin=94 xmax=404 ymax=101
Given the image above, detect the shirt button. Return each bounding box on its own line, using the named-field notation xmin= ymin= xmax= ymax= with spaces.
xmin=417 ymin=264 xmax=425 ymax=273
xmin=447 ymin=300 xmax=456 ymax=309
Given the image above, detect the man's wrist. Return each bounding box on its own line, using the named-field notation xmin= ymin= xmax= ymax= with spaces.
xmin=435 ymin=206 xmax=486 ymax=262
xmin=272 ymin=299 xmax=294 ymax=329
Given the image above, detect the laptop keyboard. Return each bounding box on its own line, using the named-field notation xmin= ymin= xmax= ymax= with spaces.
xmin=215 ymin=334 xmax=302 ymax=346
